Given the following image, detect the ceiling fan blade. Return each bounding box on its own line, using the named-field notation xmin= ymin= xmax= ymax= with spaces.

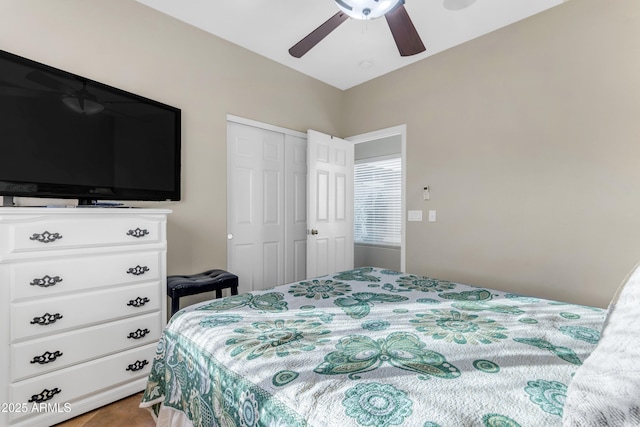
xmin=289 ymin=12 xmax=349 ymax=58
xmin=26 ymin=70 xmax=76 ymax=95
xmin=385 ymin=4 xmax=426 ymax=57
xmin=0 ymin=80 xmax=61 ymax=97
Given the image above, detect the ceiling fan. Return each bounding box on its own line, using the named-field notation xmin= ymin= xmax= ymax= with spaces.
xmin=289 ymin=0 xmax=425 ymax=58
xmin=1 ymin=71 xmax=139 ymax=116
xmin=25 ymin=71 xmax=106 ymax=114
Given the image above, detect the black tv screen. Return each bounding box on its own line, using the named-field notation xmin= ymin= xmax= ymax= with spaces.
xmin=0 ymin=49 xmax=181 ymax=204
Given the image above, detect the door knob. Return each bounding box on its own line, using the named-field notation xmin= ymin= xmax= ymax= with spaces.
xmin=310 ymin=229 xmax=318 ymax=235
xmin=227 ymin=234 xmax=234 ymax=240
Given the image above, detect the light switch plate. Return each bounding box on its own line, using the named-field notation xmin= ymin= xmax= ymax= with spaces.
xmin=428 ymin=210 xmax=436 ymax=222
xmin=408 ymin=210 xmax=423 ymax=222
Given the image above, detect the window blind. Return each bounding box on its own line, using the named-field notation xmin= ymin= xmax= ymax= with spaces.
xmin=354 ymin=156 xmax=402 ymax=247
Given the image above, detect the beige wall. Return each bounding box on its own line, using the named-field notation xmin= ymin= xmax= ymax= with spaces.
xmin=0 ymin=0 xmax=343 ymax=278
xmin=2 ymin=0 xmax=638 ymax=308
xmin=343 ymin=0 xmax=640 ymax=307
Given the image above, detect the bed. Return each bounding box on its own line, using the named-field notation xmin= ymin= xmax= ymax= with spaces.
xmin=140 ymin=266 xmax=622 ymax=426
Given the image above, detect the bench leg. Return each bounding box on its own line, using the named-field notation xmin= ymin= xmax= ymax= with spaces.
xmin=170 ymin=297 xmax=180 ymax=317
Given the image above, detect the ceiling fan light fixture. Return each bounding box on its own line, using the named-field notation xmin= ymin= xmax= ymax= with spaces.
xmin=335 ymin=0 xmax=403 ymax=20
xmin=443 ymin=0 xmax=476 ymax=11
xmin=62 ymin=96 xmax=104 ymax=115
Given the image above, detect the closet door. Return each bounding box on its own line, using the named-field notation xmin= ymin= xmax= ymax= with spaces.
xmin=284 ymin=134 xmax=308 ymax=284
xmin=227 ymin=121 xmax=285 ymax=293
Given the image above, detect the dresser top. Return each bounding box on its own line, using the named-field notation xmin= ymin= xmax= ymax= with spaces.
xmin=0 ymin=207 xmax=172 ymax=215
xmin=0 ymin=206 xmax=172 ymax=221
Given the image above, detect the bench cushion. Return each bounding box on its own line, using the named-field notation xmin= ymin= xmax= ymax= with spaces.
xmin=167 ymin=269 xmax=238 ymax=299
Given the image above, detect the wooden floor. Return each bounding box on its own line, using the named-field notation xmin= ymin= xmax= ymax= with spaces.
xmin=52 ymin=393 xmax=155 ymax=427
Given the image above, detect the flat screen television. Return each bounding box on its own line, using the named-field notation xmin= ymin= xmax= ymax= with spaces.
xmin=0 ymin=49 xmax=181 ymax=205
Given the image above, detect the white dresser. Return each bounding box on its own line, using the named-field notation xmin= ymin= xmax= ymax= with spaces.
xmin=0 ymin=207 xmax=170 ymax=427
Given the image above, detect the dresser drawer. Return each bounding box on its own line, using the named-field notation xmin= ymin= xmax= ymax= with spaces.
xmin=10 ymin=251 xmax=162 ymax=301
xmin=6 ymin=215 xmax=162 ymax=254
xmin=9 ymin=343 xmax=156 ymax=423
xmin=11 ymin=282 xmax=160 ymax=342
xmin=11 ymin=312 xmax=161 ymax=381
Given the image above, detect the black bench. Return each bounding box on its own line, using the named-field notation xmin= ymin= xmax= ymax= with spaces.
xmin=167 ymin=269 xmax=239 ymax=316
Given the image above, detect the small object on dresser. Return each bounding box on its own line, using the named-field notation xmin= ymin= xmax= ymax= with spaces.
xmin=167 ymin=269 xmax=239 ymax=317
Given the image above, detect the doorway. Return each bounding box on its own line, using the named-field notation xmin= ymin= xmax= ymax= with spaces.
xmin=347 ymin=125 xmax=407 ymax=272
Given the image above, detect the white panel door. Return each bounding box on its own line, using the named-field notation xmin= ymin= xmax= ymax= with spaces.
xmin=307 ymin=130 xmax=354 ymax=278
xmin=227 ymin=121 xmax=284 ymax=293
xmin=285 ymin=134 xmax=308 ymax=283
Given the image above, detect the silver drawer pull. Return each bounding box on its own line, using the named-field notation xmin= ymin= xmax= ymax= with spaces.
xmin=126 ymin=228 xmax=149 ymax=238
xmin=30 ymin=350 xmax=63 ymax=365
xmin=30 ymin=275 xmax=63 ymax=288
xmin=29 ymin=231 xmax=63 ymax=244
xmin=30 ymin=312 xmax=63 ymax=326
xmin=126 ymin=359 xmax=149 ymax=372
xmin=127 ymin=328 xmax=150 ymax=339
xmin=127 ymin=265 xmax=150 ymax=276
xmin=127 ymin=297 xmax=150 ymax=308
xmin=28 ymin=387 xmax=61 ymax=403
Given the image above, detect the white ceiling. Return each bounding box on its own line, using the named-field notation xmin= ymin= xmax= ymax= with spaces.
xmin=136 ymin=0 xmax=564 ymax=90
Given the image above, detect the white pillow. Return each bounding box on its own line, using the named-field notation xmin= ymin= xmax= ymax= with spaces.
xmin=563 ymin=261 xmax=640 ymax=426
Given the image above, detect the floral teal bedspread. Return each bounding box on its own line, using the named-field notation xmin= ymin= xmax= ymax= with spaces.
xmin=141 ymin=267 xmax=606 ymax=427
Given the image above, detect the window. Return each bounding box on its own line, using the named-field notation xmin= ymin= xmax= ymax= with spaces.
xmin=354 ymin=156 xmax=402 ymax=247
